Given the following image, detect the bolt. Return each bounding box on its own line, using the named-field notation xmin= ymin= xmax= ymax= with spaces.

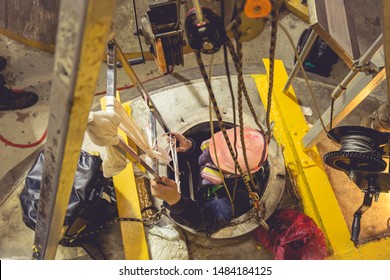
xmin=349 ymin=171 xmax=356 ymax=181
xmin=254 ymin=5 xmax=262 ymax=12
xmin=203 ymin=41 xmax=214 ymax=50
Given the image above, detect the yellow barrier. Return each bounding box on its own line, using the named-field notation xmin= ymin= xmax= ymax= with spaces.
xmin=252 ymin=59 xmax=390 ymax=259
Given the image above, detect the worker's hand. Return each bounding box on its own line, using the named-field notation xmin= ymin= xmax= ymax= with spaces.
xmin=169 ymin=132 xmax=193 ymax=153
xmin=151 ymin=176 xmax=181 ymax=206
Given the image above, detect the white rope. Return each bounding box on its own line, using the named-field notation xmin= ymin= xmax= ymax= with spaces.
xmin=113 ymin=100 xmax=172 ymax=165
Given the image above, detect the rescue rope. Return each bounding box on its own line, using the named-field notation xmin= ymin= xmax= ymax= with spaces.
xmin=207 ymin=53 xmax=235 ymax=214
xmin=221 ymin=0 xmax=239 ymax=189
xmin=194 ymin=50 xmax=258 ymax=203
xmin=230 ymin=3 xmax=256 ymax=190
xmin=265 ymin=0 xmax=281 ymax=143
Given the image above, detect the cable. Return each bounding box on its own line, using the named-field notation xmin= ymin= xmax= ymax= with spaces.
xmin=194 ymin=50 xmax=259 ymax=204
xmin=278 ymin=22 xmax=328 ymax=134
xmin=221 ymin=0 xmax=239 ymax=196
xmin=94 ymin=73 xmax=167 ymax=96
xmin=221 ymin=0 xmax=238 ymax=161
xmin=208 ymin=54 xmax=235 ymax=214
xmin=0 ymin=128 xmax=47 ymax=148
xmin=339 ymin=135 xmax=378 ymax=154
xmin=230 ymin=5 xmax=257 ymax=192
xmin=265 ymin=0 xmax=281 ymax=144
xmin=330 ymin=98 xmax=335 ymax=130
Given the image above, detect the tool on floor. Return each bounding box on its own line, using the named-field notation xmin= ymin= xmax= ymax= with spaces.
xmin=323 ymin=125 xmax=390 ymax=244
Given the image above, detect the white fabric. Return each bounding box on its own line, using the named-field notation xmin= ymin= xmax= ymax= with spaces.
xmin=147 ymin=225 xmax=188 ymax=260
xmin=87 ymin=111 xmax=128 ymax=177
xmin=114 ymin=100 xmax=171 ymax=164
xmin=102 ymin=144 xmax=128 ymax=177
xmin=87 ymin=111 xmax=121 ymax=146
xmin=87 ymin=103 xmax=172 ymax=178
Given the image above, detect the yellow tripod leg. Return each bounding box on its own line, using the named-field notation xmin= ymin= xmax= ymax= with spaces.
xmin=100 ymin=97 xmax=149 ymax=260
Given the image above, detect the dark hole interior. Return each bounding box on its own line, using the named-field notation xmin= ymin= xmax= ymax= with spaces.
xmin=167 ymin=121 xmax=270 ymax=202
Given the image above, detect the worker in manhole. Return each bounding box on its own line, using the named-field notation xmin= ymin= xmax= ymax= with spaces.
xmin=151 ymin=127 xmax=268 ymax=235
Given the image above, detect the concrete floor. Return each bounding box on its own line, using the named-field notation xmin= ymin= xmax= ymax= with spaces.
xmin=0 ymin=0 xmax=389 ymax=259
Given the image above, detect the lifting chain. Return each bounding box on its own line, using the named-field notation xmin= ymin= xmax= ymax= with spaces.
xmin=225 ymin=199 xmax=269 ymax=231
xmin=60 ymin=207 xmax=166 ymax=246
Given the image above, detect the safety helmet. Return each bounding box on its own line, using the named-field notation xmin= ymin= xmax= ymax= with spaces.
xmin=208 ymin=127 xmax=268 ymax=174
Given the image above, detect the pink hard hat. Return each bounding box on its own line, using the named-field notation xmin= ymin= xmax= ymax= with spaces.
xmin=209 ymin=127 xmax=268 ymax=174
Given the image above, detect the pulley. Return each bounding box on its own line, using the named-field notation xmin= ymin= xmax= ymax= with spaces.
xmin=139 ymin=0 xmax=184 ymax=73
xmin=226 ymin=10 xmax=265 ymax=42
xmin=323 ymin=126 xmax=388 ymax=173
xmin=185 ymin=7 xmax=227 ymax=54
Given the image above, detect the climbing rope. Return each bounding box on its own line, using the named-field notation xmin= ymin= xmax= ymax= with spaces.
xmin=194 ymin=50 xmax=259 ymax=203
xmin=265 ymin=0 xmax=281 ymax=143
xmin=230 ymin=8 xmax=257 ymax=195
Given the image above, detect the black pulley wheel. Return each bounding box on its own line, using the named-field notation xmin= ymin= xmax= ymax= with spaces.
xmin=185 ymin=7 xmax=227 ymax=54
xmin=323 ymin=151 xmax=387 ymax=172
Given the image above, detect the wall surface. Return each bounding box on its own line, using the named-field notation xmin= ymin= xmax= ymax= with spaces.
xmin=0 ymin=0 xmax=60 ymax=45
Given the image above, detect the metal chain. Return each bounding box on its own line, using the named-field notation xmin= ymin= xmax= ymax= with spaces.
xmin=60 ymin=207 xmax=166 ymax=246
xmin=226 ymin=205 xmax=268 ymax=230
xmin=265 ymin=0 xmax=281 ymax=144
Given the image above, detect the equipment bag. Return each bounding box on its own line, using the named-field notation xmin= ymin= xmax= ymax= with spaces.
xmin=296 ymin=28 xmax=339 ymax=77
xmin=19 ymin=150 xmax=118 ymax=249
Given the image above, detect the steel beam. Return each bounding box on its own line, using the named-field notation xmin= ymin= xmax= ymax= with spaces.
xmin=32 ymin=0 xmax=116 ymax=260
xmin=283 ymin=30 xmax=318 ymax=93
xmin=115 ymin=41 xmax=170 ymax=133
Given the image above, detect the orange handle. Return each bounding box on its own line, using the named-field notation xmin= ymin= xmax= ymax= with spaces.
xmin=244 ymin=0 xmax=272 ymax=18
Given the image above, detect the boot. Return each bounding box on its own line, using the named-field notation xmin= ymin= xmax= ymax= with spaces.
xmin=0 ymin=83 xmax=38 ymax=111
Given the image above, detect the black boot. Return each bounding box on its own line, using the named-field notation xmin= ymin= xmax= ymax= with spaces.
xmin=0 ymin=84 xmax=38 ymax=111
xmin=0 ymin=56 xmax=6 ymax=72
